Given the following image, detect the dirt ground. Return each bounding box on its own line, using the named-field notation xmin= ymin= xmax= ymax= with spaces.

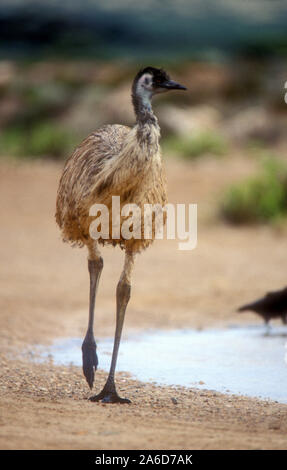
xmin=1 ymin=155 xmax=287 ymax=450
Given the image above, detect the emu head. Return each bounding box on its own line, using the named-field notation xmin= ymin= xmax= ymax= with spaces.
xmin=132 ymin=67 xmax=186 ymax=111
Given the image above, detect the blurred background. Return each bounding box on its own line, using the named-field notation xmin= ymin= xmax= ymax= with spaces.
xmin=1 ymin=0 xmax=287 ymax=342
xmin=0 ymin=0 xmax=287 ymax=224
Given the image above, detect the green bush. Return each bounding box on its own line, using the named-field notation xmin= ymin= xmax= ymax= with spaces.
xmin=163 ymin=132 xmax=227 ymax=159
xmin=0 ymin=122 xmax=77 ymax=159
xmin=221 ymin=159 xmax=287 ymax=224
xmin=6 ymin=82 xmax=72 ymax=129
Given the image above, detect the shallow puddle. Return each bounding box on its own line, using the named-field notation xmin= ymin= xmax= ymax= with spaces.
xmin=41 ymin=326 xmax=287 ymax=403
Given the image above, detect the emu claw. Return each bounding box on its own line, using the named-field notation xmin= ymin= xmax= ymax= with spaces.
xmin=82 ymin=339 xmax=98 ymax=389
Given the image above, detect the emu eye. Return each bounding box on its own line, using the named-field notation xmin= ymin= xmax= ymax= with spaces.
xmin=144 ymin=77 xmax=150 ymax=85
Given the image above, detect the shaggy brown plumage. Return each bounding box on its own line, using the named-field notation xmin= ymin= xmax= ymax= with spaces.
xmin=55 ymin=122 xmax=167 ymax=252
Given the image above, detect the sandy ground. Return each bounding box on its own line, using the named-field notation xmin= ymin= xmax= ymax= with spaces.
xmin=1 ymin=155 xmax=287 ymax=450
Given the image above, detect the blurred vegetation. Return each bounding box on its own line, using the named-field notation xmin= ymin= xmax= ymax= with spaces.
xmin=0 ymin=2 xmax=286 ymax=61
xmin=0 ymin=1 xmax=286 ymax=229
xmin=0 ymin=75 xmax=80 ymax=158
xmin=163 ymin=132 xmax=227 ymax=159
xmin=0 ymin=122 xmax=77 ymax=159
xmin=0 ymin=58 xmax=286 ymax=163
xmin=221 ymin=159 xmax=287 ymax=225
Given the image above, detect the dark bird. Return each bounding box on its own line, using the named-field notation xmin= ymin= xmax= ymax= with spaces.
xmin=238 ymin=287 xmax=287 ymax=329
xmin=55 ymin=67 xmax=187 ymax=403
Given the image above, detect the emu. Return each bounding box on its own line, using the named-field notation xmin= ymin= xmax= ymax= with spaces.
xmin=55 ymin=67 xmax=186 ymax=403
xmin=238 ymin=286 xmax=287 ymax=330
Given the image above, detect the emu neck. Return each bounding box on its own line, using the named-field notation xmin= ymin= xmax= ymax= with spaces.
xmin=132 ymin=92 xmax=157 ymax=127
xmin=131 ymin=90 xmax=160 ymax=157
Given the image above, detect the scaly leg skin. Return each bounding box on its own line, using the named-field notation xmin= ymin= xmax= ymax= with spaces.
xmin=82 ymin=251 xmax=103 ymax=389
xmin=90 ymin=252 xmax=134 ymax=404
xmin=82 ymin=333 xmax=98 ymax=390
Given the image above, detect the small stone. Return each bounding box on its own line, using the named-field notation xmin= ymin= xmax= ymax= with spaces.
xmin=171 ymin=397 xmax=178 ymax=405
xmin=268 ymin=421 xmax=281 ymax=430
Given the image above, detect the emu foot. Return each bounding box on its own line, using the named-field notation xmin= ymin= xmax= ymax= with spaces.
xmin=89 ymin=384 xmax=131 ymax=404
xmin=82 ymin=338 xmax=98 ymax=389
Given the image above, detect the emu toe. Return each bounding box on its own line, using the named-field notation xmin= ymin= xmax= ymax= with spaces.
xmin=89 ymin=384 xmax=131 ymax=404
xmin=82 ymin=339 xmax=98 ymax=389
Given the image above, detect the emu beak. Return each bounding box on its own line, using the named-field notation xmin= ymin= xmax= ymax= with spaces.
xmin=161 ymin=79 xmax=187 ymax=90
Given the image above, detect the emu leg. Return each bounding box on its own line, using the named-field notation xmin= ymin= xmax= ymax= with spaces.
xmin=264 ymin=317 xmax=271 ymax=336
xmin=90 ymin=252 xmax=134 ymax=404
xmin=82 ymin=255 xmax=103 ymax=389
